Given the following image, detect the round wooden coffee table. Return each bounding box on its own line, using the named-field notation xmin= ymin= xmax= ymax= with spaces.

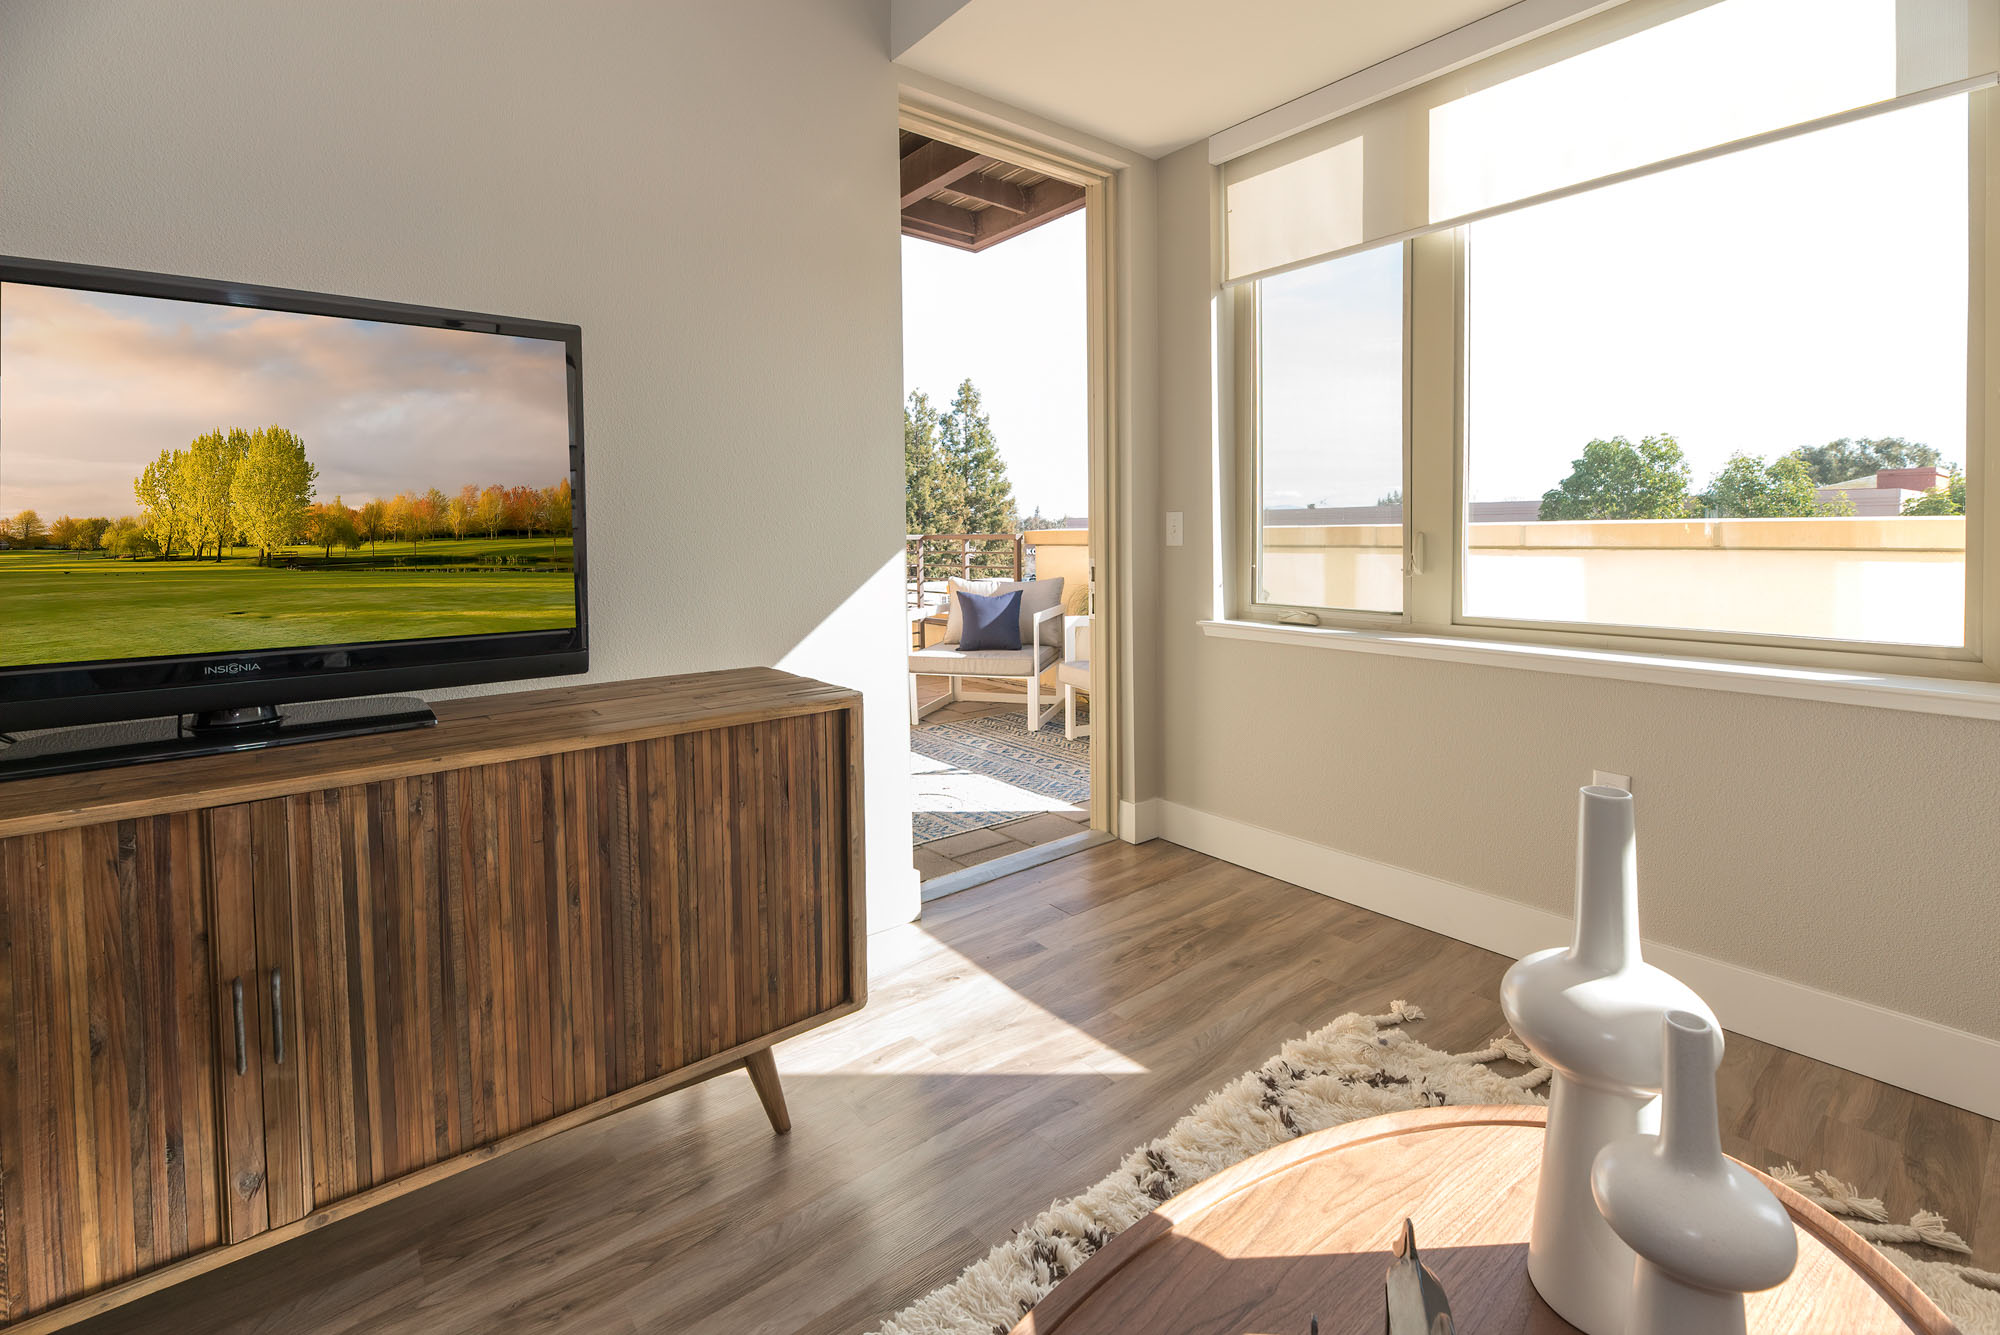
xmin=1011 ymin=1106 xmax=1951 ymax=1334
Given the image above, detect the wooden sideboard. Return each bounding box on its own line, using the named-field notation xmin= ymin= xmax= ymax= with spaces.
xmin=0 ymin=668 xmax=865 ymax=1332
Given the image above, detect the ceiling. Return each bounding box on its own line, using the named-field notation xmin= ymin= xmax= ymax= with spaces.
xmin=894 ymin=0 xmax=1514 ymax=159
xmin=898 ymin=130 xmax=1087 ymax=250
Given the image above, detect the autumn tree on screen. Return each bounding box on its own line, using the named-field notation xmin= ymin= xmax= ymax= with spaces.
xmin=231 ymin=427 xmax=319 ymax=564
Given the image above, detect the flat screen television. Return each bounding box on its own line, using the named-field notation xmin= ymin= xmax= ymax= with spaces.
xmin=0 ymin=256 xmax=587 ymax=775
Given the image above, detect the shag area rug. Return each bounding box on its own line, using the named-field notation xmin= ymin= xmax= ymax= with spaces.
xmin=910 ymin=711 xmax=1089 ymax=843
xmin=869 ymin=1003 xmax=2000 ymax=1335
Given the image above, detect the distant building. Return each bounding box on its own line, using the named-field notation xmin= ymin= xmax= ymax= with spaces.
xmin=1817 ymin=466 xmax=1951 ymax=516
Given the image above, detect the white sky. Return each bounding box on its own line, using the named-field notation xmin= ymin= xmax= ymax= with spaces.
xmin=1260 ymin=0 xmax=1969 ymax=512
xmin=901 ymin=211 xmax=1088 ymax=520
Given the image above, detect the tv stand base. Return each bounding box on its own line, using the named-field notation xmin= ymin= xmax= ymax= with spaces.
xmin=0 ymin=697 xmax=435 ymax=782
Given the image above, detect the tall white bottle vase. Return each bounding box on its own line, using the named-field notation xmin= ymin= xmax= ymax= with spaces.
xmin=1592 ymin=1012 xmax=1798 ymax=1335
xmin=1499 ymin=786 xmax=1720 ymax=1335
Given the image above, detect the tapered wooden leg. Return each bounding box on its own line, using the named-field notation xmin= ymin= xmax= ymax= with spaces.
xmin=744 ymin=1047 xmax=790 ymax=1135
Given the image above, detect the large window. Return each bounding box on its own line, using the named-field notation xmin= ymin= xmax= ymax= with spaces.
xmin=1462 ymin=95 xmax=1969 ymax=648
xmin=1253 ymin=244 xmax=1405 ymax=614
xmin=1233 ymin=0 xmax=1993 ymax=676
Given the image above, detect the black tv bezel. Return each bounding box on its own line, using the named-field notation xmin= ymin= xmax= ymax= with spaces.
xmin=0 ymin=255 xmax=589 ymax=733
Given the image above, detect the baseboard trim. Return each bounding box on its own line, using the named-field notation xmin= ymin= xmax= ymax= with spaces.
xmin=869 ymin=865 xmax=925 ymax=933
xmin=1118 ymin=797 xmax=1163 ymax=844
xmin=1154 ymin=799 xmax=2000 ymax=1120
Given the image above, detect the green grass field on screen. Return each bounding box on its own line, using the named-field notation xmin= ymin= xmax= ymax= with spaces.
xmin=0 ymin=537 xmax=577 ymax=668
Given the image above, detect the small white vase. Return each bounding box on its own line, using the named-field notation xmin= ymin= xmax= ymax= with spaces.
xmin=1592 ymin=1011 xmax=1798 ymax=1335
xmin=1499 ymin=785 xmax=1719 ymax=1335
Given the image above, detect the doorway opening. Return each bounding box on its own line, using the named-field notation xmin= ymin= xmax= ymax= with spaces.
xmin=900 ymin=130 xmax=1101 ymax=892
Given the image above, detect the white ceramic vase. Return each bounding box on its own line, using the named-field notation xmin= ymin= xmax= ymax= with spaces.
xmin=1499 ymin=785 xmax=1719 ymax=1335
xmin=1591 ymin=1011 xmax=1798 ymax=1335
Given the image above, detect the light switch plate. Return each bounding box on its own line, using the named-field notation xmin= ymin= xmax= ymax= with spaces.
xmin=1165 ymin=511 xmax=1184 ymax=547
xmin=1593 ymin=770 xmax=1632 ymax=792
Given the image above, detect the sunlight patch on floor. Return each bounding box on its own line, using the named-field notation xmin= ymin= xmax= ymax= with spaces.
xmin=909 ymin=751 xmax=1082 ymax=819
xmin=782 ymin=934 xmax=1147 ymax=1077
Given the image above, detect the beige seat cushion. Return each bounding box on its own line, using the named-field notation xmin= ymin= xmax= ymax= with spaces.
xmin=909 ymin=642 xmax=1061 ymax=677
xmin=943 ymin=576 xmax=1065 ymax=646
xmin=1057 ymin=658 xmax=1090 ymax=690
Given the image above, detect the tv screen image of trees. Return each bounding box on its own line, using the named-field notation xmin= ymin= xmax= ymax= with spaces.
xmin=0 ymin=282 xmax=577 ymax=669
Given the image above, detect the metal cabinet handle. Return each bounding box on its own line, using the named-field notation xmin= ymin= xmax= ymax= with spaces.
xmin=270 ymin=968 xmax=285 ymax=1065
xmin=231 ymin=978 xmax=246 ymax=1076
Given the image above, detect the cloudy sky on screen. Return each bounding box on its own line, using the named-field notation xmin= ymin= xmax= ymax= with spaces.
xmin=0 ymin=284 xmax=571 ymax=519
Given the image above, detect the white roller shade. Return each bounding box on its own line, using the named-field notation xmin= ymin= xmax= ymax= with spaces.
xmin=1221 ymin=0 xmax=2000 ymax=285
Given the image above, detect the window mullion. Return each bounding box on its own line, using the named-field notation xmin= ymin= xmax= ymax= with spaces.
xmin=1971 ymin=85 xmax=1995 ymax=666
xmin=1405 ymin=230 xmax=1459 ymax=628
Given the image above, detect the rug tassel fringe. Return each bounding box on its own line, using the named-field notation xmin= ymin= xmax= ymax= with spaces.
xmin=1458 ymin=1033 xmax=1535 ymax=1065
xmin=1770 ymin=1163 xmax=1972 ymax=1255
xmin=1371 ymin=1000 xmax=1425 ymax=1025
xmin=1450 ymin=1031 xmax=1551 ymax=1091
xmin=1954 ymin=1264 xmax=2000 ymax=1293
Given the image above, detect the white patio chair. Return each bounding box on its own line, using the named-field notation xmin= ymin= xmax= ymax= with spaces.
xmin=1057 ymin=615 xmax=1091 ymax=740
xmin=907 ymin=576 xmax=1065 ymax=732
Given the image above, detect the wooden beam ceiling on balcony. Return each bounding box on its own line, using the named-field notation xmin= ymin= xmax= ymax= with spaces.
xmin=899 ymin=131 xmax=1085 ymax=253
xmin=938 ymin=173 xmax=1028 ymax=214
xmin=900 ymin=140 xmax=992 ymax=208
xmin=901 ymin=199 xmax=979 ymax=246
xmin=965 ymin=179 xmax=1084 ymax=250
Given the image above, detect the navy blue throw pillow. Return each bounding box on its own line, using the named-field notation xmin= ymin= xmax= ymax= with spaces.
xmin=957 ymin=589 xmax=1023 ymax=651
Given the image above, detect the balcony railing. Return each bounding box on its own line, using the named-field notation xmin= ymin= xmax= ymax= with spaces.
xmin=906 ymin=533 xmax=1022 ymax=611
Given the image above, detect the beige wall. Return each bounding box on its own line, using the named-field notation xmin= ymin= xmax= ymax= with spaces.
xmin=0 ymin=0 xmax=922 ymax=929
xmin=1024 ymin=529 xmax=1093 ymax=615
xmin=1152 ymin=142 xmax=2000 ymax=1042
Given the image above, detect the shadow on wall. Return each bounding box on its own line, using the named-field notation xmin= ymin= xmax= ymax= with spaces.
xmin=774 ymin=547 xmax=920 ymax=931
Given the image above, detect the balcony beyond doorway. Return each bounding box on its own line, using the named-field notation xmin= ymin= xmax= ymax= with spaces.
xmin=910 ymin=692 xmax=1089 ymax=881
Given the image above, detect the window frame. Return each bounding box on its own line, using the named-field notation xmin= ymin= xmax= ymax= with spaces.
xmin=1237 ymin=239 xmax=1416 ymax=629
xmin=1230 ymin=87 xmax=1999 ymax=685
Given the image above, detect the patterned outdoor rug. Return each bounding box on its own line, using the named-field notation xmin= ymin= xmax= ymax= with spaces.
xmin=910 ymin=710 xmax=1089 ymax=844
xmin=868 ymin=1003 xmax=1999 ymax=1335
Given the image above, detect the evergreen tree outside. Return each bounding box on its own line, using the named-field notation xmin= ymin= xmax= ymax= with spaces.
xmin=940 ymin=379 xmax=1018 ymax=538
xmin=904 ymin=381 xmax=1025 ymax=585
xmin=903 ymin=390 xmax=961 ymax=535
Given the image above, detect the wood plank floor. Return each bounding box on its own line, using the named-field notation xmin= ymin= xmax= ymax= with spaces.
xmin=69 ymin=840 xmax=1998 ymax=1335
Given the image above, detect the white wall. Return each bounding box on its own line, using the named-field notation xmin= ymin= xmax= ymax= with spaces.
xmin=0 ymin=0 xmax=921 ymax=929
xmin=1150 ymin=142 xmax=2000 ymax=1109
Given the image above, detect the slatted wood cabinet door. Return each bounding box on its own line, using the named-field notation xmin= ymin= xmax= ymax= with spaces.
xmin=285 ymin=777 xmax=469 ymax=1207
xmin=0 ymin=816 xmax=225 ymax=1322
xmin=543 ymin=714 xmax=853 ymax=1106
xmin=206 ymin=802 xmax=311 ymax=1241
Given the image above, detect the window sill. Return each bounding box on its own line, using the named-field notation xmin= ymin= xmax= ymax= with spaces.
xmin=1197 ymin=618 xmax=2000 ymax=721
